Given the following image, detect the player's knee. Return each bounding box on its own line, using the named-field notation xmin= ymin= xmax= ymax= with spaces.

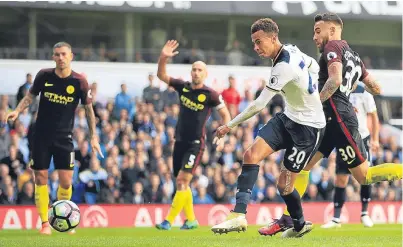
xmin=350 ymin=163 xmax=369 ymax=185
xmin=356 ymin=176 xmax=367 ymax=185
xmin=350 ymin=170 xmax=367 ymax=185
xmin=34 ymin=170 xmax=48 ymax=185
xmin=243 ymin=149 xmax=259 ymax=163
xmin=176 ymin=177 xmax=190 ymax=191
xmin=176 ymin=180 xmax=189 ymax=191
xmin=335 ymin=175 xmax=349 ymax=188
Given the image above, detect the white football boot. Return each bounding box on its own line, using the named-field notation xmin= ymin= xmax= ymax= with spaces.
xmin=281 ymin=221 xmax=313 ymax=238
xmin=211 ymin=212 xmax=247 ymax=234
xmin=361 ymin=214 xmax=374 ymax=228
xmin=321 ymin=219 xmax=342 ymax=229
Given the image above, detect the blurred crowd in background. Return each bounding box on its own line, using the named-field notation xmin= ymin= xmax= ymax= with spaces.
xmin=0 ymin=73 xmax=401 ymax=205
xmin=2 ymin=39 xmax=402 ymax=71
xmin=1 ymin=6 xmax=402 ymax=71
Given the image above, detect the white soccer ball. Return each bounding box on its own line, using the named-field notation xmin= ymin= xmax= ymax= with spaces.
xmin=48 ymin=200 xmax=81 ymax=232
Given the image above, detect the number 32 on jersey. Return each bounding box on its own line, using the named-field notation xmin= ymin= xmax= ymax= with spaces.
xmin=339 ymin=51 xmax=363 ymax=96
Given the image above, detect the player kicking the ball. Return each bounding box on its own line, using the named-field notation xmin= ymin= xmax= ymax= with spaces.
xmin=259 ymin=84 xmax=380 ymax=235
xmin=259 ymin=12 xmax=402 ymax=238
xmin=211 ymin=18 xmax=326 ymax=237
xmin=5 ymin=42 xmax=103 ymax=235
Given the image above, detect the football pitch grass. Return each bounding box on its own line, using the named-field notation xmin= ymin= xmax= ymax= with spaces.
xmin=0 ymin=224 xmax=401 ymax=247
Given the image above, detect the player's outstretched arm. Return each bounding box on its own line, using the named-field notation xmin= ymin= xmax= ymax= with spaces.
xmin=215 ymin=88 xmax=276 ymax=138
xmin=319 ymin=62 xmax=343 ymax=102
xmin=157 ymin=40 xmax=179 ymax=84
xmin=362 ymin=74 xmax=381 ymax=95
xmin=5 ymin=93 xmax=34 ymax=123
xmin=227 ymin=88 xmax=275 ymax=128
xmin=212 ymin=106 xmax=231 ymax=145
xmin=84 ymin=104 xmax=104 ymax=158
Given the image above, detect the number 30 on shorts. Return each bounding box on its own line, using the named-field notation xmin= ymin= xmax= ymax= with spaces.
xmin=339 ymin=145 xmax=356 ymax=162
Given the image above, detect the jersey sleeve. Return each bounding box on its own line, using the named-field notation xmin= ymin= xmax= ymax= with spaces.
xmin=363 ymin=91 xmax=377 ymax=113
xmin=359 ymin=59 xmax=369 ymax=80
xmin=79 ymin=76 xmax=93 ymax=105
xmin=29 ymin=69 xmax=45 ymax=96
xmin=303 ymin=53 xmax=320 ymax=75
xmin=323 ymin=41 xmax=343 ymax=67
xmin=266 ymin=63 xmax=294 ymax=92
xmin=209 ymin=90 xmax=226 ymax=110
xmin=169 ymin=78 xmax=185 ymax=92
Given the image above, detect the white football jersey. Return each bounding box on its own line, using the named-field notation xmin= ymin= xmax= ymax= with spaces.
xmin=266 ymin=44 xmax=326 ymax=129
xmin=349 ymin=85 xmax=377 ymax=138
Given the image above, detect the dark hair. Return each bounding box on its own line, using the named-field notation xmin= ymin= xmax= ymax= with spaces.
xmin=53 ymin=42 xmax=72 ymax=50
xmin=314 ymin=13 xmax=343 ymax=29
xmin=251 ymin=18 xmax=279 ymax=35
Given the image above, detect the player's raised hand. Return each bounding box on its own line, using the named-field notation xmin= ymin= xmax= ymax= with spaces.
xmin=5 ymin=111 xmax=19 ymax=124
xmin=91 ymin=137 xmax=104 ymax=159
xmin=160 ymin=40 xmax=179 ymax=58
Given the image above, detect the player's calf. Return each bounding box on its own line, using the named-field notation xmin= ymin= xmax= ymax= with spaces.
xmin=233 ymin=164 xmax=259 ymax=214
xmin=211 ymin=164 xmax=258 ymax=234
xmin=57 ymin=184 xmax=73 ymax=201
xmin=159 ymin=171 xmax=193 ymax=229
xmin=34 ymin=170 xmax=50 ymax=233
xmin=278 ymin=169 xmax=308 ymax=236
xmin=58 ymin=170 xmax=74 ymax=200
xmin=360 ymin=186 xmax=374 ymax=227
xmin=360 ymin=184 xmax=374 ymax=227
xmin=279 ymin=189 xmax=307 ymax=232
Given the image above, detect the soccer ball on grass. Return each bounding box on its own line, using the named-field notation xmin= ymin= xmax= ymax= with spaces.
xmin=48 ymin=200 xmax=81 ymax=232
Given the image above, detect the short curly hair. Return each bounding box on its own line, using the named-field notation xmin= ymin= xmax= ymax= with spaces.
xmin=251 ymin=18 xmax=279 ymax=35
xmin=314 ymin=13 xmax=343 ymax=29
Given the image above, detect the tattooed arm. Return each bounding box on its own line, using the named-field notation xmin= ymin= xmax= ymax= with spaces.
xmin=5 ymin=93 xmax=34 ymax=122
xmin=362 ymin=74 xmax=381 ymax=95
xmin=320 ymin=62 xmax=343 ymax=103
xmin=16 ymin=93 xmax=34 ymax=113
xmin=84 ymin=104 xmax=96 ymax=139
xmin=84 ymin=104 xmax=104 ymax=158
